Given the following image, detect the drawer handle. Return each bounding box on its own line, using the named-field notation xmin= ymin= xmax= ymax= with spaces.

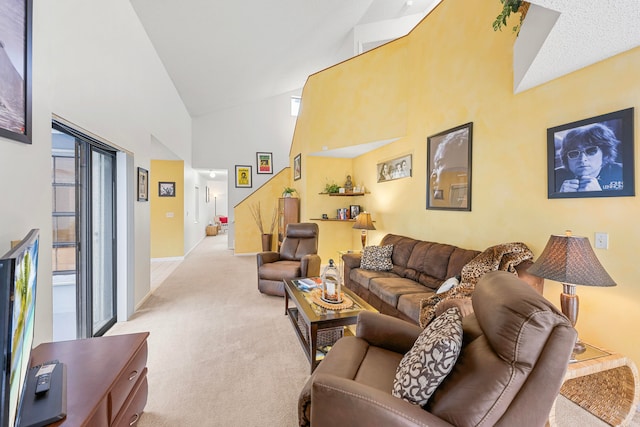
xmin=129 ymin=413 xmax=140 ymax=426
xmin=128 ymin=370 xmax=139 ymax=381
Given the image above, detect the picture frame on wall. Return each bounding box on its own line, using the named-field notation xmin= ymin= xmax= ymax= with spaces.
xmin=159 ymin=181 xmax=176 ymax=197
xmin=376 ymin=154 xmax=412 ymax=183
xmin=256 ymin=152 xmax=273 ymax=174
xmin=293 ymin=154 xmax=301 ymax=181
xmin=0 ymin=0 xmax=33 ymax=144
xmin=547 ymin=108 xmax=634 ymax=199
xmin=426 ymin=122 xmax=473 ymax=211
xmin=235 ymin=165 xmax=252 ymax=188
xmin=137 ymin=167 xmax=148 ymax=201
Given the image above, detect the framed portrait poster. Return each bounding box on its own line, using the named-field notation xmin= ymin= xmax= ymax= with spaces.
xmin=426 ymin=122 xmax=472 ymax=211
xmin=293 ymin=154 xmax=301 ymax=181
xmin=547 ymin=108 xmax=634 ymax=199
xmin=0 ymin=0 xmax=33 ymax=144
xmin=376 ymin=154 xmax=412 ymax=183
xmin=137 ymin=167 xmax=148 ymax=201
xmin=235 ymin=165 xmax=252 ymax=188
xmin=256 ymin=152 xmax=273 ymax=174
xmin=159 ymin=181 xmax=175 ymax=197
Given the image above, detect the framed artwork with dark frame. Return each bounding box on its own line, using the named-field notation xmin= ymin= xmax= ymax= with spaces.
xmin=235 ymin=165 xmax=252 ymax=188
xmin=426 ymin=122 xmax=472 ymax=211
xmin=256 ymin=152 xmax=273 ymax=174
xmin=547 ymin=108 xmax=634 ymax=199
xmin=0 ymin=0 xmax=33 ymax=144
xmin=293 ymin=154 xmax=301 ymax=181
xmin=137 ymin=167 xmax=148 ymax=201
xmin=159 ymin=181 xmax=175 ymax=197
xmin=350 ymin=205 xmax=360 ymax=219
xmin=376 ymin=154 xmax=412 ymax=182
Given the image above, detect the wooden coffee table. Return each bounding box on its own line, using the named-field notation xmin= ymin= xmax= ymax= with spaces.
xmin=284 ymin=278 xmax=377 ymax=373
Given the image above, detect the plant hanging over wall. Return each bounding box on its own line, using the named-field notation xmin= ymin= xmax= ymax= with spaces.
xmin=493 ymin=0 xmax=530 ymax=33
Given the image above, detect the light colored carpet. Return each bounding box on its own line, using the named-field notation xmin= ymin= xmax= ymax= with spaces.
xmin=108 ymin=234 xmax=639 ymax=426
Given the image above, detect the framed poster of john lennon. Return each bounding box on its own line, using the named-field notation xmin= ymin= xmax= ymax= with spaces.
xmin=0 ymin=0 xmax=33 ymax=144
xmin=426 ymin=122 xmax=472 ymax=211
xmin=547 ymin=108 xmax=634 ymax=199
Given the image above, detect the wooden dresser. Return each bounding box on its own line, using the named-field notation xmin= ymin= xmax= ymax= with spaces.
xmin=30 ymin=332 xmax=150 ymax=427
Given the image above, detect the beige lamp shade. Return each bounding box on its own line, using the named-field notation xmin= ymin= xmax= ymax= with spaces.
xmin=352 ymin=212 xmax=376 ymax=231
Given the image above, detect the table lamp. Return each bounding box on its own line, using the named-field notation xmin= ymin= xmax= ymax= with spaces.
xmin=527 ymin=230 xmax=616 ymax=354
xmin=352 ymin=212 xmax=375 ymax=249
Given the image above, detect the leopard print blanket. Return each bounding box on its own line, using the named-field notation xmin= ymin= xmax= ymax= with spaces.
xmin=418 ymin=242 xmax=534 ymax=327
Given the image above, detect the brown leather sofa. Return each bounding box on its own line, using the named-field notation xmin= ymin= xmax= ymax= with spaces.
xmin=257 ymin=223 xmax=321 ymax=296
xmin=299 ymin=271 xmax=576 ymax=427
xmin=342 ymin=234 xmax=542 ymax=324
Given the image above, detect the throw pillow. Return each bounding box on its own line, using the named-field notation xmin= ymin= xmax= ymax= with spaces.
xmin=360 ymin=244 xmax=393 ymax=271
xmin=392 ymin=307 xmax=463 ymax=406
xmin=436 ymin=276 xmax=460 ymax=294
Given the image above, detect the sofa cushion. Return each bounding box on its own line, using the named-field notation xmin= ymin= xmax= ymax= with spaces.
xmin=381 ymin=234 xmax=419 ymax=268
xmin=349 ymin=268 xmax=398 ymax=290
xmin=406 ymin=242 xmax=456 ymax=284
xmin=397 ymin=291 xmax=435 ymax=323
xmin=369 ymin=277 xmax=427 ymax=308
xmin=392 ymin=307 xmax=463 ymax=406
xmin=360 ymin=245 xmax=394 ymax=271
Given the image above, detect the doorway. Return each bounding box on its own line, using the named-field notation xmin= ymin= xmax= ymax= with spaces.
xmin=51 ymin=122 xmax=117 ymax=340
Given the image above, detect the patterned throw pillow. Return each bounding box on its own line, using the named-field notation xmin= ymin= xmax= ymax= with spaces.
xmin=360 ymin=245 xmax=394 ymax=271
xmin=392 ymin=307 xmax=463 ymax=406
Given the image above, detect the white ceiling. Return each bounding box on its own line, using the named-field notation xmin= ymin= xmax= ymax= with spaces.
xmin=130 ymin=0 xmax=640 ymax=119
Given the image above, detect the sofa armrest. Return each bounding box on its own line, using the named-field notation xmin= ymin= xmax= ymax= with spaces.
xmin=311 ymin=374 xmax=454 ymax=427
xmin=256 ymin=251 xmax=280 ymax=267
xmin=301 ymin=254 xmax=321 ymax=277
xmin=356 ymin=311 xmax=422 ymax=354
xmin=342 ymin=252 xmax=362 ymax=268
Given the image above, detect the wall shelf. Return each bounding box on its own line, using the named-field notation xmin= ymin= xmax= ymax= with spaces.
xmin=318 ymin=192 xmax=367 ymax=196
xmin=310 ymin=218 xmax=356 ymax=222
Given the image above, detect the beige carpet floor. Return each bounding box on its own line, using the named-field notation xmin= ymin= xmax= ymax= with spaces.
xmin=108 ymin=234 xmax=640 ymax=426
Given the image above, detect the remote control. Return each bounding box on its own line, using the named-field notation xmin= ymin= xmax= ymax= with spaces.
xmin=34 ymin=362 xmax=57 ymax=395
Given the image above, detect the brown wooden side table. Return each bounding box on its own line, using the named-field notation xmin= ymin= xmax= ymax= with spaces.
xmin=548 ymin=343 xmax=639 ymax=426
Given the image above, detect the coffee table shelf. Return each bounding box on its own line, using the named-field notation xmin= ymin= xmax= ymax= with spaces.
xmin=284 ymin=278 xmax=377 ymax=373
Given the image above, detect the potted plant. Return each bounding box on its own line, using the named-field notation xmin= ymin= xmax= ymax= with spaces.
xmin=493 ymin=0 xmax=529 ymax=33
xmin=324 ymin=183 xmax=340 ymax=194
xmin=282 ymin=187 xmax=297 ymax=198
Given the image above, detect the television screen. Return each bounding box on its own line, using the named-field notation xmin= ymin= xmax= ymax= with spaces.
xmin=0 ymin=229 xmax=39 ymax=427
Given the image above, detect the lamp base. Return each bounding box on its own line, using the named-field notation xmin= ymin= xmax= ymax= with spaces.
xmin=360 ymin=231 xmax=367 ymax=249
xmin=573 ymin=340 xmax=586 ymax=355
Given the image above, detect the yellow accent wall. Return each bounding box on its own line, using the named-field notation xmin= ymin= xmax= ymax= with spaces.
xmin=290 ymin=0 xmax=640 ymax=366
xmin=150 ymin=160 xmax=185 ymax=258
xmin=234 ymin=169 xmax=292 ymax=253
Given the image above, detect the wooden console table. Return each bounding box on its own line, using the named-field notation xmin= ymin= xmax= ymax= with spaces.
xmin=548 ymin=343 xmax=639 ymax=426
xmin=30 ymin=332 xmax=150 ymax=427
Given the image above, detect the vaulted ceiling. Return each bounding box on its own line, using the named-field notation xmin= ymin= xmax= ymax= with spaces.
xmin=130 ymin=0 xmax=640 ymax=118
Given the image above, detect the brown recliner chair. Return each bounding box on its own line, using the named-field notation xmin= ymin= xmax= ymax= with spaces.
xmin=299 ymin=270 xmax=577 ymax=427
xmin=257 ymin=223 xmax=321 ymax=297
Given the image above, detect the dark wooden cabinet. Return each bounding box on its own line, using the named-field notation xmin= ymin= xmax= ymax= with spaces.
xmin=29 ymin=332 xmax=149 ymax=427
xmin=278 ymin=197 xmax=299 ymax=248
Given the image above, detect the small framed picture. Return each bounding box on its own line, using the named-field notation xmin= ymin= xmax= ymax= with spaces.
xmin=159 ymin=181 xmax=176 ymax=197
xmin=427 ymin=122 xmax=473 ymax=211
xmin=547 ymin=108 xmax=634 ymax=199
xmin=235 ymin=165 xmax=252 ymax=188
xmin=256 ymin=152 xmax=273 ymax=174
xmin=294 ymin=154 xmax=301 ymax=181
xmin=350 ymin=205 xmax=360 ymax=219
xmin=377 ymin=154 xmax=412 ymax=183
xmin=137 ymin=167 xmax=148 ymax=201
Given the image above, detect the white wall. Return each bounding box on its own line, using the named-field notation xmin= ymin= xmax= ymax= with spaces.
xmin=192 ymin=90 xmax=299 ymax=249
xmin=0 ymin=0 xmax=192 ymax=344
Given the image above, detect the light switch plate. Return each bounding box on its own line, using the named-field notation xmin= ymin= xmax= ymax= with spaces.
xmin=595 ymin=232 xmax=608 ymax=249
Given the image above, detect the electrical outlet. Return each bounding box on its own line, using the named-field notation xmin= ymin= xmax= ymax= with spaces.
xmin=595 ymin=232 xmax=608 ymax=249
